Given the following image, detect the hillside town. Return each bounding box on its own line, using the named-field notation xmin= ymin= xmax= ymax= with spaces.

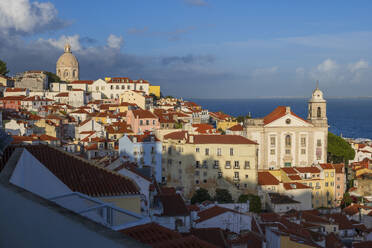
xmin=1 ymin=43 xmax=372 ymax=248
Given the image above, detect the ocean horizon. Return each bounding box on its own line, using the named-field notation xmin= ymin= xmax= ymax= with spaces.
xmin=188 ymin=98 xmax=372 ymax=140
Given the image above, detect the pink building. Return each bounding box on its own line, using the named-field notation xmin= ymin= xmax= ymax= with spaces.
xmin=0 ymin=96 xmax=26 ymax=111
xmin=333 ymin=164 xmax=346 ymax=206
xmin=126 ymin=109 xmax=159 ymax=134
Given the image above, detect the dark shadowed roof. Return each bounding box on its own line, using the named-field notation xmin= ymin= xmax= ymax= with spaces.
xmin=156 ymin=193 xmax=189 ymax=216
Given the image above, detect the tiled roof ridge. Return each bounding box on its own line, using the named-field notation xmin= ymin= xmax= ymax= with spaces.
xmin=41 ymin=144 xmax=140 ymax=194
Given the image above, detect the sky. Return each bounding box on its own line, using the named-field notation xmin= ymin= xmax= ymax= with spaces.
xmin=0 ymin=0 xmax=372 ymax=98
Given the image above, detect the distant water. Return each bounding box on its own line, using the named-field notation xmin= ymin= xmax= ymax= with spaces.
xmin=189 ymin=98 xmax=372 ymax=139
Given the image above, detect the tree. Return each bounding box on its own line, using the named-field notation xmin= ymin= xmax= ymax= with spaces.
xmin=214 ymin=188 xmax=233 ymax=203
xmin=341 ymin=192 xmax=353 ymax=208
xmin=328 ymin=132 xmax=355 ymax=164
xmin=45 ymin=71 xmax=60 ymax=83
xmin=238 ymin=194 xmax=262 ymax=213
xmin=217 ymin=128 xmax=226 ymax=135
xmin=0 ymin=59 xmax=9 ymax=76
xmin=191 ymin=188 xmax=211 ymax=204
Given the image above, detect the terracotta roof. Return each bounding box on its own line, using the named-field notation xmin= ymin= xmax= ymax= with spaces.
xmin=288 ymin=175 xmax=302 ymax=180
xmin=114 ymin=162 xmax=152 ymax=182
xmin=156 ymin=193 xmax=189 ymax=216
xmin=332 ymin=164 xmax=344 ymax=174
xmin=164 ymin=131 xmax=188 ymax=140
xmin=268 ymin=193 xmax=300 ymax=204
xmin=0 ymin=95 xmax=26 ymax=100
xmin=69 ymin=80 xmax=93 ymax=84
xmin=258 ymin=172 xmax=280 ymax=185
xmin=353 ymin=241 xmax=372 ymax=248
xmin=24 ymin=145 xmax=140 ymax=196
xmin=319 ymin=163 xmax=335 ymax=170
xmin=131 ymin=109 xmax=157 ymax=119
xmin=294 ymin=167 xmax=321 ymax=174
xmin=120 ymin=222 xmax=182 ymax=244
xmin=128 ymin=133 xmax=159 ymax=142
xmin=153 ymin=235 xmax=217 ymax=248
xmin=281 ymin=167 xmax=298 ymax=174
xmin=71 ymin=109 xmax=89 ymax=114
xmin=4 ymin=87 xmax=26 ymax=92
xmin=189 ymin=228 xmax=228 ymax=248
xmin=327 ymin=213 xmax=353 ymax=230
xmin=228 ymin=124 xmax=243 ymax=131
xmin=192 ymin=124 xmax=215 ymax=134
xmin=263 ymin=106 xmax=308 ymax=125
xmin=55 ymin=92 xmax=69 ymax=97
xmin=230 ymin=231 xmax=263 ymax=248
xmin=260 ymin=212 xmax=280 ymax=222
xmin=282 ymin=182 xmax=311 ymax=190
xmin=195 ymin=206 xmax=238 ymax=223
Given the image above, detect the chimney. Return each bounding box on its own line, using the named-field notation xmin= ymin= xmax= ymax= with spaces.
xmin=189 ymin=135 xmax=194 ymax=143
xmin=285 ymin=106 xmax=291 ymax=114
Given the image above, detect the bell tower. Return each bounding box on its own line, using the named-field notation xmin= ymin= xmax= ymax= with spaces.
xmin=307 ymin=81 xmax=328 ymax=127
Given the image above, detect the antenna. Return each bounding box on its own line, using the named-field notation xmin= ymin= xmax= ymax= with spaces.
xmin=316 ymin=80 xmax=319 ymax=89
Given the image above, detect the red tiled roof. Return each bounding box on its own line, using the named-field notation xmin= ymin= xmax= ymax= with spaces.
xmin=283 ymin=182 xmax=311 ymax=190
xmin=120 ymin=222 xmax=182 ymax=244
xmin=189 ymin=228 xmax=229 ymax=248
xmin=69 ymin=80 xmax=93 ymax=84
xmin=131 ymin=109 xmax=157 ymax=119
xmin=288 ymin=175 xmax=302 ymax=180
xmin=228 ymin=124 xmax=243 ymax=131
xmin=332 ymin=164 xmax=344 ymax=174
xmin=5 ymin=87 xmax=26 ymax=92
xmin=0 ymin=95 xmax=26 ymax=100
xmin=153 ymin=235 xmax=217 ymax=248
xmin=156 ymin=193 xmax=189 ymax=216
xmin=263 ymin=106 xmax=308 ymax=125
xmin=319 ymin=163 xmax=335 ymax=170
xmin=55 ymin=92 xmax=69 ymax=97
xmin=190 ymin=134 xmax=258 ymax=145
xmin=195 ymin=206 xmax=238 ymax=223
xmin=281 ymin=167 xmax=298 ymax=174
xmin=294 ymin=167 xmax=321 ymax=174
xmin=353 ymin=241 xmax=372 ymax=248
xmin=164 ymin=131 xmax=188 ymax=140
xmin=258 ymin=172 xmax=280 ymax=185
xmin=24 ymin=145 xmax=139 ymax=196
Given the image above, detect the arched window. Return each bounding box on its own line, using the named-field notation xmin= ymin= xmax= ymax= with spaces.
xmin=73 ymin=70 xmax=76 ymax=78
xmin=285 ymin=135 xmax=291 ymax=146
xmin=64 ymin=70 xmax=69 ymax=77
xmin=58 ymin=69 xmax=61 ymax=76
xmin=317 ymin=107 xmax=321 ymax=118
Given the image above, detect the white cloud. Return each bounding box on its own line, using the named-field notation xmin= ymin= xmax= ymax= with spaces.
xmin=348 ymin=59 xmax=368 ymax=73
xmin=106 ymin=34 xmax=124 ymax=49
xmin=39 ymin=34 xmax=82 ymax=51
xmin=0 ymin=0 xmax=66 ymax=34
xmin=295 ymin=67 xmax=305 ymax=77
xmin=316 ymin=59 xmax=338 ymax=73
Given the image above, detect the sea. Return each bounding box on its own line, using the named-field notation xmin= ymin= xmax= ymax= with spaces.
xmin=188 ymin=98 xmax=372 ymax=140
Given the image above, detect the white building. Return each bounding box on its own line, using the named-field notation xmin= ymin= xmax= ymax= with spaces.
xmin=119 ymin=133 xmax=162 ymax=182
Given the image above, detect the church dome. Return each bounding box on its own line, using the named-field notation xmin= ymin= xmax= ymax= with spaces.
xmin=56 ymin=44 xmax=79 ymax=67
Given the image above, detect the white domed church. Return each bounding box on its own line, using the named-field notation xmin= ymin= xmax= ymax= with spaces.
xmin=56 ymin=43 xmax=79 ymax=82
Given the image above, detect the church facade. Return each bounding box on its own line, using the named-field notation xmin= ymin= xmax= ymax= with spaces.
xmin=244 ymin=87 xmax=328 ymax=170
xmin=56 ymin=43 xmax=79 ymax=82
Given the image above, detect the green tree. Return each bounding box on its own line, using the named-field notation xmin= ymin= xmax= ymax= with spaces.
xmin=45 ymin=71 xmax=60 ymax=83
xmin=214 ymin=188 xmax=233 ymax=203
xmin=328 ymin=132 xmax=355 ymax=164
xmin=238 ymin=194 xmax=262 ymax=213
xmin=191 ymin=188 xmax=211 ymax=204
xmin=0 ymin=59 xmax=9 ymax=76
xmin=341 ymin=192 xmax=353 ymax=208
xmin=217 ymin=128 xmax=226 ymax=135
xmin=236 ymin=115 xmax=245 ymax=123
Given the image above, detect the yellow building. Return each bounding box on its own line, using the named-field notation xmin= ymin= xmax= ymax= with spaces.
xmin=217 ymin=120 xmax=238 ymax=131
xmin=319 ymin=163 xmax=337 ymax=208
xmin=162 ymin=131 xmax=258 ymax=199
xmin=34 ymin=119 xmax=59 ymax=138
xmin=149 ymin=85 xmax=161 ymax=98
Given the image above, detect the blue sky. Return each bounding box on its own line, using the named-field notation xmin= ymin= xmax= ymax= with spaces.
xmin=1 ymin=0 xmax=372 ymax=98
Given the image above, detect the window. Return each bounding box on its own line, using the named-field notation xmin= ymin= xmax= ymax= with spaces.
xmin=330 ymin=172 xmax=334 ymax=177
xmin=214 ymin=160 xmax=219 ymax=169
xmin=285 ymin=149 xmax=291 ymax=155
xmin=337 ymin=177 xmax=340 ymax=181
xmin=309 ymin=182 xmax=312 ymax=187
xmin=167 ymin=159 xmax=172 ymax=165
xmin=245 ymin=174 xmax=249 ymax=179
xmin=140 ymin=120 xmax=143 ymax=125
xmin=234 ymin=161 xmax=240 ymax=169
xmin=284 ymin=162 xmax=291 ymax=167
xmin=205 ymin=148 xmax=209 ymax=156
xmin=153 ymin=120 xmax=155 ymax=125
xmin=230 ymin=148 xmax=234 ymax=156
xmin=331 ymin=182 xmax=334 ymax=186
xmin=317 ymin=139 xmax=322 ymax=147
xmin=301 ymin=137 xmax=306 ymax=147
xmin=96 ymin=86 xmax=99 ymax=91
xmin=337 ymin=185 xmax=340 ymax=189
xmin=101 ymin=86 xmax=105 ymax=90
xmin=218 ymin=172 xmax=222 ymax=178
xmin=217 ymin=148 xmax=222 ymax=156
xmin=301 ymin=149 xmax=306 ymax=155
xmin=195 ymin=180 xmax=199 ymax=184
xmin=168 ymin=147 xmax=172 ymax=155
xmin=270 ymin=136 xmax=276 ymax=146
xmin=203 ymin=171 xmax=207 ymax=177
xmin=195 ymin=171 xmax=199 ymax=176
xmin=146 ymin=120 xmax=149 ymax=125
xmin=325 ymin=182 xmax=328 ymax=187
xmin=196 ymin=148 xmax=200 ymax=153
xmin=195 ymin=161 xmax=200 ymax=168
xmin=244 ymin=161 xmax=250 ymax=169
xmin=225 ymin=161 xmax=231 ymax=169
xmin=108 ymin=143 xmax=113 ymax=149
xmin=325 ymin=172 xmax=329 ymax=177
xmin=285 ymin=135 xmax=291 ymax=146
xmin=270 ymin=149 xmax=275 ymax=155
xmin=162 ymin=146 xmax=166 ymax=152
xmin=121 ymin=85 xmax=125 ymax=89
xmin=234 ymin=172 xmax=239 ymax=179
xmin=203 ymin=179 xmax=207 ymax=183
xmin=116 ymin=85 xmax=119 ymax=89
xmin=317 ymin=107 xmax=321 ymax=118
xmin=99 ymin=143 xmax=104 ymax=149
xmin=202 ymin=160 xmax=207 ymax=168
xmin=110 ymin=85 xmax=113 ymax=90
